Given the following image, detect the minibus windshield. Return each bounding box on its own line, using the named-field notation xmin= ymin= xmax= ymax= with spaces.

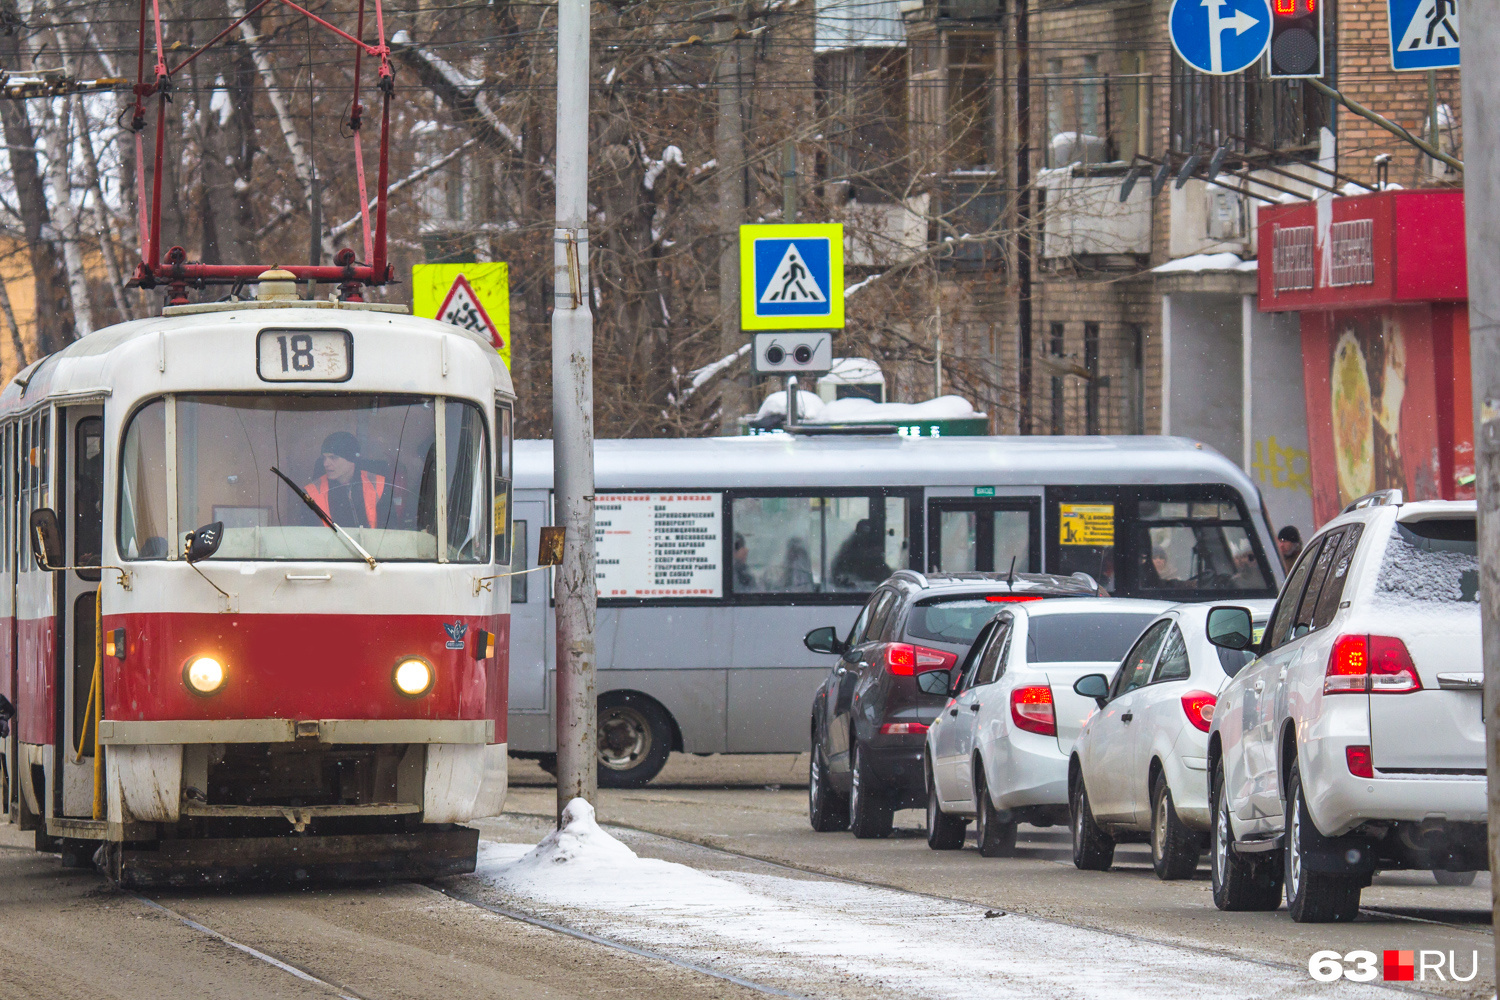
xmin=119 ymin=394 xmax=489 ymax=563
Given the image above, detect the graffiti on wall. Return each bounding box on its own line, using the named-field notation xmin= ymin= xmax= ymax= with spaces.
xmin=1251 ymin=435 xmax=1311 ymax=497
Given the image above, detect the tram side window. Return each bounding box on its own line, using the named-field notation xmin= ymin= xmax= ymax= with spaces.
xmin=118 ymin=401 xmax=170 ymax=560
xmin=730 ymin=493 xmax=909 ymax=595
xmin=74 ymin=417 xmax=103 ymax=579
xmin=494 ymin=401 xmax=513 ymax=567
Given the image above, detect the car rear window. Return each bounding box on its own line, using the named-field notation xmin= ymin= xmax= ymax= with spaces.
xmin=905 ymin=598 xmax=1009 ymax=644
xmin=1375 ymin=518 xmax=1479 ymax=606
xmin=1025 ymin=613 xmax=1160 ymax=663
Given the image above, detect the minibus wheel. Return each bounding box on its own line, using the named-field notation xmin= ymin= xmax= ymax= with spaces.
xmin=597 ymin=691 xmax=673 ymax=788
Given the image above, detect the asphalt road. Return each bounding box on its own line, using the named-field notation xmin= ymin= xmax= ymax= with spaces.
xmin=0 ymin=753 xmax=1492 ymax=999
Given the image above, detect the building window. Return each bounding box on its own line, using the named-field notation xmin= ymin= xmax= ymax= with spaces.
xmin=815 ymin=47 xmax=909 ymax=202
xmin=1084 ymin=322 xmax=1101 ymax=435
xmin=1079 ymin=56 xmax=1101 ymax=138
xmin=1129 ymin=324 xmax=1146 ymax=434
xmin=1049 ymin=322 xmax=1065 ymax=435
xmin=947 ymin=33 xmax=994 ymax=170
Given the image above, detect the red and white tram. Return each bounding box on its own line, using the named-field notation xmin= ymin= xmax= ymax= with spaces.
xmin=0 ymin=274 xmax=512 ymax=885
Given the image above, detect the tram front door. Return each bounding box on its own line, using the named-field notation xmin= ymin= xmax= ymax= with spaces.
xmin=58 ymin=406 xmax=103 ymax=819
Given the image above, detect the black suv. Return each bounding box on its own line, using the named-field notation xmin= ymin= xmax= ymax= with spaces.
xmin=805 ymin=570 xmax=1105 ymax=838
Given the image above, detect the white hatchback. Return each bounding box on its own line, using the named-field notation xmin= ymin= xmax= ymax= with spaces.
xmin=924 ymin=598 xmax=1171 ymax=856
xmin=1068 ymin=601 xmax=1273 ymax=879
xmin=1206 ymin=494 xmax=1485 ymax=922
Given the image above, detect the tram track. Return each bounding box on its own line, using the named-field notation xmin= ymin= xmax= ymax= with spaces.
xmin=130 ymin=894 xmax=367 ymax=1000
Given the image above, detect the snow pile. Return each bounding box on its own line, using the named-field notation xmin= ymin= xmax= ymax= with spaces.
xmin=816 ymin=394 xmax=979 ymax=423
xmin=1152 ymin=252 xmax=1257 ymax=275
xmin=473 ymin=812 xmax=1401 ymax=999
xmin=505 ymin=799 xmax=640 ymax=873
xmin=754 ymin=392 xmax=981 ymax=425
xmin=753 ymin=389 xmax=825 ymax=421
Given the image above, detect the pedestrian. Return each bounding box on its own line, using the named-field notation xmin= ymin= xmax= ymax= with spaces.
xmin=1277 ymin=525 xmax=1303 ymax=569
xmin=0 ymin=691 xmax=13 ymax=738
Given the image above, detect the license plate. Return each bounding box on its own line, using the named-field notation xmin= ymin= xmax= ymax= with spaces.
xmin=257 ymin=328 xmax=353 ymax=382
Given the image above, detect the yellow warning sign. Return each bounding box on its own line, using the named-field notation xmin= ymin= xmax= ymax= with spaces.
xmin=412 ymin=263 xmax=511 ymax=370
xmin=1059 ymin=504 xmax=1114 ymax=546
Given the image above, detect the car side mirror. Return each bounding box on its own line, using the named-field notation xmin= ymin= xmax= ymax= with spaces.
xmin=917 ymin=671 xmax=950 ymax=696
xmin=185 ymin=522 xmax=224 ymax=563
xmin=29 ymin=508 xmax=62 ymax=571
xmin=1073 ymin=673 xmax=1110 ymax=708
xmin=1206 ymin=606 xmax=1255 ymax=651
xmin=804 ymin=626 xmax=845 ymax=656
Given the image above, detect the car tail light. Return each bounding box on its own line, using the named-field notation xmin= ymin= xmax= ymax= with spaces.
xmin=1180 ymin=690 xmax=1216 ymax=732
xmin=1368 ymin=636 xmax=1422 ymax=693
xmin=880 ymin=722 xmax=930 ymax=735
xmin=985 ymin=594 xmax=1044 ymax=603
xmin=884 ymin=643 xmax=956 ymax=676
xmin=1346 ymin=744 xmax=1374 ymax=778
xmin=1324 ymin=634 xmax=1422 ymax=694
xmin=1010 ymin=685 xmax=1056 ymax=736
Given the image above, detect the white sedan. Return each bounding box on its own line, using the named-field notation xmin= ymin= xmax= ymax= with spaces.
xmin=1068 ymin=601 xmax=1273 ymax=879
xmin=925 ymin=598 xmax=1170 ymax=856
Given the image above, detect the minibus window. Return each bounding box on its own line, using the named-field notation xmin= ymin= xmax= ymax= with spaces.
xmin=730 ymin=493 xmax=908 ymax=595
xmin=1135 ymin=500 xmax=1269 ymax=593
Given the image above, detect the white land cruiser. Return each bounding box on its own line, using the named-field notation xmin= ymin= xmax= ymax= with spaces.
xmin=1205 ymin=492 xmax=1484 ymax=923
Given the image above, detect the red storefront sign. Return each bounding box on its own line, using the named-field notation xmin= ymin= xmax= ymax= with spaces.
xmin=1257 ymin=191 xmax=1471 ymax=525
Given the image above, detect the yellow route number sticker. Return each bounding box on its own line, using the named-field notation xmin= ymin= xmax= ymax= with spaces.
xmin=1059 ymin=504 xmax=1114 ymax=546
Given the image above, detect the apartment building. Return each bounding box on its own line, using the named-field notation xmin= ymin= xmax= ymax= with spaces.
xmin=813 ymin=0 xmax=1461 ymax=535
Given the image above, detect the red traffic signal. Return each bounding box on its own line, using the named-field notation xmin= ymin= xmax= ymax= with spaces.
xmin=1269 ymin=0 xmax=1322 ymax=77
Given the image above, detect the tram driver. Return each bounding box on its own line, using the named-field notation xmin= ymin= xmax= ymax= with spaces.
xmin=304 ymin=431 xmax=396 ymax=530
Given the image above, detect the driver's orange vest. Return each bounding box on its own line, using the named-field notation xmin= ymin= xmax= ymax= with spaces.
xmin=305 ymin=471 xmax=385 ymax=527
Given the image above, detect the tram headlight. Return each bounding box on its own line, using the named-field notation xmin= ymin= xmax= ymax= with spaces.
xmin=393 ymin=658 xmax=434 ymax=697
xmin=184 ymin=656 xmax=226 ymax=695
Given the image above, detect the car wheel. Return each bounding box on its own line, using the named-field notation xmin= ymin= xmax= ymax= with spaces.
xmin=808 ymin=737 xmax=849 ymax=832
xmin=1150 ymin=776 xmax=1200 ymax=881
xmin=596 ymin=692 xmax=673 ymax=789
xmin=974 ymin=765 xmax=1017 ymax=858
xmin=1209 ymin=760 xmax=1283 ymax=911
xmin=1284 ymin=764 xmax=1362 ymax=923
xmin=848 ymin=744 xmax=893 ymax=839
xmin=925 ymin=758 xmax=967 ymax=850
xmin=1069 ymin=775 xmax=1114 ymax=871
xmin=1433 ymin=869 xmax=1477 ymax=887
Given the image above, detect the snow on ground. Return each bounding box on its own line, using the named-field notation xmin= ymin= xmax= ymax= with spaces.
xmin=467 ymin=800 xmax=1399 ymax=1000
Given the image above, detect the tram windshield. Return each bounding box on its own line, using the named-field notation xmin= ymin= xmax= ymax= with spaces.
xmin=119 ymin=394 xmax=489 ymax=563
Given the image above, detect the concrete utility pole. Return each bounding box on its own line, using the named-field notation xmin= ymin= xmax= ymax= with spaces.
xmin=716 ymin=7 xmax=750 ymax=434
xmin=1459 ymin=0 xmax=1500 ymax=980
xmin=552 ymin=0 xmax=597 ymax=823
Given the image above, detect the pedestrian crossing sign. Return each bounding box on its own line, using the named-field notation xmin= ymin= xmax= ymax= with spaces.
xmin=412 ymin=262 xmax=512 ymax=370
xmin=1387 ymin=0 xmax=1459 ymax=71
xmin=740 ymin=224 xmax=844 ymax=330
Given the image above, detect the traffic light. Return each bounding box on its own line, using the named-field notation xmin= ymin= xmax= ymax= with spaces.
xmin=1268 ymin=0 xmax=1323 ymax=79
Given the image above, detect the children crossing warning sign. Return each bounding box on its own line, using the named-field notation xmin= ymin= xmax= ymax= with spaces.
xmin=1388 ymin=0 xmax=1459 ymax=71
xmin=412 ymin=263 xmax=512 ymax=369
xmin=740 ymin=224 xmax=844 ymax=330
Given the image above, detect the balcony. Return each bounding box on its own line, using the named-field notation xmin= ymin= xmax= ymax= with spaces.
xmin=1037 ymin=163 xmax=1151 ymax=263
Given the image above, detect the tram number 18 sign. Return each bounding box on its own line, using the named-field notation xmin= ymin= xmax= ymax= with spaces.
xmin=257 ymin=328 xmax=353 ymax=382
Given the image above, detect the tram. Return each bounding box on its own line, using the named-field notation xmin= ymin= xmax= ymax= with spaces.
xmin=0 ymin=274 xmax=513 ymax=885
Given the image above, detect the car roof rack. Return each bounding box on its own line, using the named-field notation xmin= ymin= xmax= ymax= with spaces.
xmin=1342 ymin=489 xmax=1404 ymax=514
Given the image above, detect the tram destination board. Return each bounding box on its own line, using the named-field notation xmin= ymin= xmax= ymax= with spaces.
xmin=595 ymin=493 xmax=722 ymax=598
xmin=257 ymin=328 xmax=354 ymax=382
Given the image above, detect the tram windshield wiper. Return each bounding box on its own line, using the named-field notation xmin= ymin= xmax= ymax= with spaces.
xmin=270 ymin=466 xmax=378 ymax=570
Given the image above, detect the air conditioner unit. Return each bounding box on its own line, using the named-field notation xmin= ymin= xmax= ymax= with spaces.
xmin=1205 ymin=188 xmax=1245 ymax=241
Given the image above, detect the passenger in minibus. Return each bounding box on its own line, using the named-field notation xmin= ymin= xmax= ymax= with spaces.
xmin=831 ymin=518 xmax=890 ymax=590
